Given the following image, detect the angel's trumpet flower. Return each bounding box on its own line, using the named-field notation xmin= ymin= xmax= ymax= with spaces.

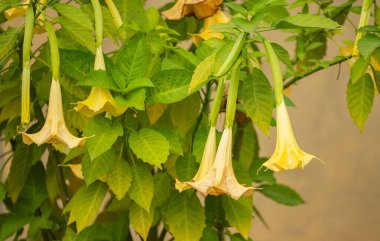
xmin=22 ymin=20 xmax=84 ymax=149
xmin=75 ymin=0 xmax=126 ymax=117
xmin=162 ymin=0 xmax=223 ymax=20
xmin=189 ymin=128 xmax=253 ymax=199
xmin=75 ymin=48 xmax=127 ymax=117
xmin=176 ymin=126 xmax=217 ymax=191
xmin=262 ymin=39 xmax=318 ymax=171
xmin=192 ymin=10 xmax=229 ymax=45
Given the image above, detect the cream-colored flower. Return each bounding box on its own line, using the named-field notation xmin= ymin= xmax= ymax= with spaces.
xmin=192 ymin=10 xmax=229 ymax=45
xmin=187 ymin=128 xmax=253 ymax=200
xmin=75 ymin=47 xmax=127 ymax=117
xmin=22 ymin=79 xmax=85 ymax=149
xmin=262 ymin=102 xmax=317 ymax=171
xmin=176 ymin=126 xmax=217 ymax=191
xmin=162 ymin=0 xmax=223 ymax=20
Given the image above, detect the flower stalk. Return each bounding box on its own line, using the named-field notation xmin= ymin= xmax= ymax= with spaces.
xmin=20 ymin=6 xmax=34 ymax=130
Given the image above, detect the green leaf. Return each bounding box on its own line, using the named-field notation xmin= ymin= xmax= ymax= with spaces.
xmin=82 ymin=150 xmax=116 ymax=186
xmin=63 ymin=147 xmax=86 ymax=164
xmin=258 ymin=184 xmax=305 ymax=206
xmin=0 ymin=27 xmax=19 ymax=61
xmin=64 ymin=181 xmax=107 ymax=233
xmin=200 ymin=227 xmax=219 ymax=241
xmin=273 ymin=14 xmax=340 ymax=29
xmin=350 ymin=56 xmax=370 ymax=84
xmin=147 ymin=69 xmax=193 ymax=104
xmin=0 ymin=214 xmax=31 ymax=241
xmin=83 ymin=117 xmax=123 ymax=160
xmin=7 ymin=144 xmax=45 ymax=203
xmin=222 ymin=196 xmax=253 ymax=239
xmin=129 ymin=202 xmax=154 ymax=241
xmin=347 ymin=73 xmax=375 ymax=131
xmin=63 ymin=228 xmax=77 ymax=241
xmin=60 ymin=49 xmax=94 ymax=81
xmin=129 ymin=164 xmax=154 ymax=212
xmin=54 ymin=3 xmax=94 ymax=31
xmin=189 ymin=53 xmax=216 ymax=94
xmin=107 ymin=157 xmax=132 ymax=200
xmin=175 ymin=154 xmax=197 ymax=182
xmin=243 ymin=68 xmax=274 ymax=135
xmin=170 ymin=94 xmax=201 ymax=135
xmin=0 ymin=182 xmax=6 ymax=201
xmin=154 ymin=127 xmax=183 ymax=155
xmin=153 ymin=173 xmax=173 ymax=207
xmin=124 ymin=77 xmax=154 ymax=93
xmin=164 ymin=192 xmax=206 ymax=241
xmin=271 ymin=42 xmax=294 ymax=70
xmin=0 ymin=0 xmax=20 ymax=13
xmin=238 ymin=121 xmax=259 ymax=170
xmin=113 ymin=36 xmax=151 ymax=88
xmin=57 ymin=17 xmax=95 ymax=53
xmin=205 ymin=196 xmax=225 ymax=225
xmin=115 ymin=88 xmax=146 ymax=110
xmin=129 ymin=128 xmax=170 ymax=167
xmin=250 ymin=158 xmax=276 ymax=184
xmin=357 ymin=34 xmax=380 ymax=58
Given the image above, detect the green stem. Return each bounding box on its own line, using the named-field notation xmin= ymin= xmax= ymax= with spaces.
xmin=225 ymin=59 xmax=242 ymax=128
xmin=44 ymin=19 xmax=60 ymax=81
xmin=209 ymin=78 xmax=226 ymax=126
xmin=21 ymin=6 xmax=34 ymax=128
xmin=216 ymin=32 xmax=246 ymax=77
xmin=263 ymin=39 xmax=284 ymax=106
xmin=353 ymin=0 xmax=373 ymax=56
xmin=283 ymin=56 xmax=352 ymax=89
xmin=91 ymin=0 xmax=103 ymax=48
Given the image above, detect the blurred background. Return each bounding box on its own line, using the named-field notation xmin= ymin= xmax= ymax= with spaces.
xmin=1 ymin=0 xmax=380 ymax=240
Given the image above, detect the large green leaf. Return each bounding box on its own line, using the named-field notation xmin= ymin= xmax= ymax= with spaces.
xmin=170 ymin=94 xmax=202 ymax=135
xmin=129 ymin=202 xmax=154 ymax=241
xmin=82 ymin=150 xmax=116 ymax=186
xmin=0 ymin=27 xmax=20 ymax=61
xmin=0 ymin=214 xmax=31 ymax=241
xmin=152 ymin=173 xmax=173 ymax=207
xmin=154 ymin=127 xmax=183 ymax=155
xmin=347 ymin=73 xmax=375 ymax=131
xmin=238 ymin=121 xmax=259 ymax=170
xmin=129 ymin=164 xmax=154 ymax=212
xmin=243 ymin=68 xmax=274 ymax=135
xmin=129 ymin=128 xmax=170 ymax=167
xmin=189 ymin=53 xmax=216 ymax=94
xmin=112 ymin=36 xmax=151 ymax=89
xmin=83 ymin=117 xmax=123 ymax=160
xmin=175 ymin=154 xmax=197 ymax=182
xmin=164 ymin=192 xmax=206 ymax=241
xmin=273 ymin=14 xmax=340 ymax=29
xmin=64 ymin=181 xmax=107 ymax=233
xmin=357 ymin=34 xmax=380 ymax=58
xmin=147 ymin=69 xmax=193 ymax=104
xmin=7 ymin=144 xmax=45 ymax=203
xmin=107 ymin=157 xmax=132 ymax=200
xmin=258 ymin=184 xmax=305 ymax=206
xmin=222 ymin=196 xmax=253 ymax=239
xmin=54 ymin=3 xmax=94 ymax=31
xmin=60 ymin=50 xmax=94 ymax=81
xmin=350 ymin=56 xmax=370 ymax=84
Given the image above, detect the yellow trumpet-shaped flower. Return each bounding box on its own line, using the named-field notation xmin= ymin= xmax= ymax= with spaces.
xmin=192 ymin=10 xmax=229 ymax=45
xmin=262 ymin=102 xmax=317 ymax=171
xmin=162 ymin=0 xmax=223 ymax=20
xmin=187 ymin=128 xmax=253 ymax=200
xmin=75 ymin=47 xmax=127 ymax=117
xmin=22 ymin=79 xmax=85 ymax=149
xmin=176 ymin=126 xmax=217 ymax=191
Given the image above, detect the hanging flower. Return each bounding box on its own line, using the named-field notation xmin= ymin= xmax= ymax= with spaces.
xmin=262 ymin=102 xmax=317 ymax=171
xmin=75 ymin=47 xmax=127 ymax=117
xmin=176 ymin=126 xmax=217 ymax=191
xmin=22 ymin=79 xmax=85 ymax=149
xmin=192 ymin=10 xmax=229 ymax=45
xmin=186 ymin=128 xmax=253 ymax=200
xmin=162 ymin=0 xmax=223 ymax=20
